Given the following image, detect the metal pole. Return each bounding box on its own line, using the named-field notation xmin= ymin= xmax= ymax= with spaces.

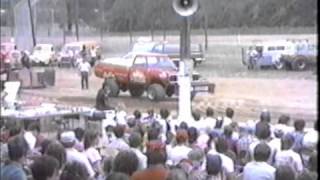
xmin=27 ymin=0 xmax=36 ymax=47
xmin=178 ymin=16 xmax=192 ymax=123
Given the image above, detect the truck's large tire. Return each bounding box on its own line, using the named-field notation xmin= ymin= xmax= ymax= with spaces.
xmin=166 ymin=86 xmax=175 ymax=97
xmin=147 ymin=83 xmax=166 ymax=101
xmin=129 ymin=84 xmax=145 ymax=97
xmin=104 ymin=78 xmax=120 ymax=97
xmin=291 ymin=57 xmax=308 ymax=71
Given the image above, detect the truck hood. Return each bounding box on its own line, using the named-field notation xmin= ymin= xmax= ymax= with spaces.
xmin=100 ymin=57 xmax=131 ymax=67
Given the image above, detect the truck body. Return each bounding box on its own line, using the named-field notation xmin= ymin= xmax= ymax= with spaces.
xmin=94 ymin=52 xmax=214 ymax=101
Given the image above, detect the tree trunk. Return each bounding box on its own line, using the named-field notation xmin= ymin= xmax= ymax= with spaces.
xmin=128 ymin=19 xmax=133 ymax=46
xmin=151 ymin=22 xmax=154 ymax=41
xmin=75 ymin=0 xmax=79 ymax=41
xmin=204 ymin=14 xmax=208 ymax=50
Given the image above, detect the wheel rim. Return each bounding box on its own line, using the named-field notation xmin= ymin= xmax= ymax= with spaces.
xmin=275 ymin=61 xmax=284 ymax=69
xmin=297 ymin=61 xmax=306 ymax=69
xmin=147 ymin=90 xmax=155 ymax=100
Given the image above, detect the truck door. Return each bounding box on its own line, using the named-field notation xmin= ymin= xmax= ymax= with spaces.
xmin=129 ymin=55 xmax=149 ymax=86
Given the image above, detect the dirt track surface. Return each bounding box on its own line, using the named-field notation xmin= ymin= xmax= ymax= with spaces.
xmin=20 ymin=67 xmax=317 ymax=127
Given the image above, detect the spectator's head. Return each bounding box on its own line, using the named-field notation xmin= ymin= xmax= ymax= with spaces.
xmin=30 ymin=155 xmax=59 ymax=180
xmin=160 ymin=108 xmax=170 ymax=119
xmin=82 ymin=45 xmax=86 ymax=50
xmin=223 ymin=125 xmax=233 ymax=138
xmin=74 ymin=127 xmax=85 ymax=142
xmin=215 ymin=137 xmax=229 ymax=153
xmin=275 ymin=165 xmax=295 ymax=180
xmin=129 ymin=132 xmax=142 ymax=148
xmin=7 ymin=135 xmax=28 ymax=162
xmin=188 ymin=148 xmax=205 ymax=168
xmin=278 ymin=115 xmax=290 ymax=125
xmin=105 ymin=125 xmax=114 ymax=134
xmin=27 ymin=122 xmax=41 ymax=136
xmin=84 ymin=130 xmax=99 ymax=150
xmin=187 ymin=127 xmax=198 ymax=145
xmin=260 ymin=110 xmax=271 ymax=123
xmin=45 ymin=141 xmax=66 ymax=169
xmin=192 ymin=111 xmax=201 ymax=121
xmin=179 ymin=122 xmax=188 ymax=130
xmin=127 ymin=118 xmax=137 ymax=128
xmin=294 ymin=119 xmax=306 ymax=132
xmin=206 ymin=107 xmax=214 ymax=117
xmin=176 ymin=129 xmax=189 ymax=145
xmin=40 ymin=139 xmax=52 ymax=154
xmin=296 ymin=170 xmax=316 ymax=180
xmin=106 ymin=172 xmax=130 ymax=180
xmin=147 ymin=127 xmax=160 ymax=141
xmin=113 ymin=150 xmax=139 ymax=176
xmin=60 ymin=161 xmax=89 ymax=180
xmin=102 ymin=156 xmax=114 ymax=177
xmin=8 ymin=124 xmax=22 ymax=138
xmin=113 ymin=125 xmax=126 ymax=138
xmin=133 ymin=110 xmax=141 ymax=120
xmin=166 ymin=168 xmax=188 ymax=180
xmin=226 ymin=107 xmax=234 ymax=119
xmin=255 ymin=121 xmax=271 ymax=140
xmin=147 ymin=109 xmax=154 ymax=116
xmin=308 ymin=151 xmax=317 ymax=172
xmin=281 ymin=134 xmax=295 ymax=150
xmin=146 ymin=149 xmax=167 ymax=166
xmin=206 ymin=154 xmax=223 ymax=176
xmin=14 ymin=45 xmax=17 ymax=50
xmin=60 ymin=131 xmax=76 ymax=148
xmin=254 ymin=142 xmax=271 ymax=162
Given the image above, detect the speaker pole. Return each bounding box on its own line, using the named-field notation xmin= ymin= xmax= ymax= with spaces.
xmin=178 ymin=16 xmax=193 ymax=123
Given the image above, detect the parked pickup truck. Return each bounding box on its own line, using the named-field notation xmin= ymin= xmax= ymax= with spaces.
xmin=131 ymin=41 xmax=205 ymax=67
xmin=94 ymin=52 xmax=214 ymax=101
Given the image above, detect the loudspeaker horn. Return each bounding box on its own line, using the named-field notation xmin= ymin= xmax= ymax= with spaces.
xmin=172 ymin=0 xmax=199 ymax=17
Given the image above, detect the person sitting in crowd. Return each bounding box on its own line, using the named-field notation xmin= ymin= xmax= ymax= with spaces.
xmin=108 ymin=125 xmax=130 ymax=151
xmin=59 ymin=131 xmax=95 ymax=178
xmin=45 ymin=141 xmax=66 ymax=171
xmin=275 ymin=165 xmax=295 ymax=180
xmin=275 ymin=133 xmax=303 ymax=173
xmin=291 ymin=119 xmax=306 ymax=153
xmin=167 ymin=129 xmax=192 ymax=166
xmin=131 ymin=147 xmax=169 ymax=180
xmin=113 ymin=150 xmax=139 ymax=176
xmin=129 ymin=132 xmax=147 ymax=170
xmin=0 ymin=135 xmax=29 ymax=180
xmin=243 ymin=142 xmax=275 ymax=180
xmin=74 ymin=127 xmax=85 ymax=152
xmin=60 ymin=161 xmax=90 ymax=180
xmin=30 ymin=155 xmax=59 ymax=180
xmin=83 ymin=130 xmax=102 ymax=177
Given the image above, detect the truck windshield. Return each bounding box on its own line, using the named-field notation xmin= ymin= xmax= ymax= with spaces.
xmin=148 ymin=56 xmax=177 ymax=70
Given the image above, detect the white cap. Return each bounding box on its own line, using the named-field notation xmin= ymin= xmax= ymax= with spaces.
xmin=60 ymin=131 xmax=76 ymax=144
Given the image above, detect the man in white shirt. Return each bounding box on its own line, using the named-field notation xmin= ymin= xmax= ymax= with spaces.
xmin=78 ymin=59 xmax=91 ymax=89
xmin=243 ymin=143 xmax=276 ymax=180
xmin=108 ymin=125 xmax=130 ymax=151
xmin=275 ymin=134 xmax=303 ymax=173
xmin=167 ymin=129 xmax=192 ymax=166
xmin=60 ymin=131 xmax=95 ymax=178
xmin=208 ymin=137 xmax=234 ymax=174
xmin=129 ymin=132 xmax=147 ymax=170
xmin=249 ymin=122 xmax=277 ymax=165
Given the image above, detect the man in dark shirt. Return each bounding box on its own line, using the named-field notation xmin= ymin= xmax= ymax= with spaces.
xmin=95 ymin=83 xmax=113 ymax=110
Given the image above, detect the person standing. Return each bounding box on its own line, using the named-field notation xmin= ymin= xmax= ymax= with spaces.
xmin=78 ymin=58 xmax=91 ymax=90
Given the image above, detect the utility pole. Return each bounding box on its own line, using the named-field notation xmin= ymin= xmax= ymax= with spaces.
xmin=27 ymin=0 xmax=36 ymax=47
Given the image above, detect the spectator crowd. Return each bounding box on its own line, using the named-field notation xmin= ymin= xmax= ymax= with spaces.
xmin=0 ymin=107 xmax=318 ymax=180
